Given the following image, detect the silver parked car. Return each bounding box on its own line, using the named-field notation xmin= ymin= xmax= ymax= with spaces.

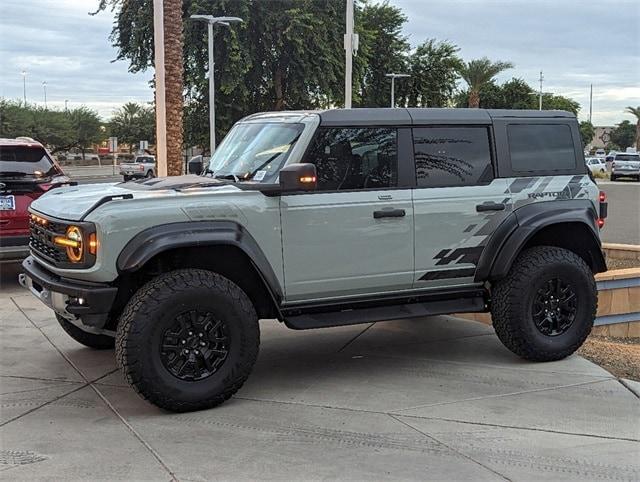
xmin=119 ymin=155 xmax=156 ymax=181
xmin=610 ymin=153 xmax=640 ymax=181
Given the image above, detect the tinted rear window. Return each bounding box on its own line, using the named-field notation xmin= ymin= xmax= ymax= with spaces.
xmin=413 ymin=126 xmax=493 ymax=188
xmin=0 ymin=146 xmax=58 ymax=177
xmin=615 ymin=154 xmax=640 ymax=161
xmin=508 ymin=124 xmax=576 ymax=172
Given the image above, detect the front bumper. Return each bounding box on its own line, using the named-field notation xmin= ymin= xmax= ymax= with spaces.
xmin=19 ymin=256 xmax=117 ymax=330
xmin=0 ymin=235 xmax=30 ymax=262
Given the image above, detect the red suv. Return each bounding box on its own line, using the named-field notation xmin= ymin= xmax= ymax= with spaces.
xmin=0 ymin=138 xmax=70 ymax=262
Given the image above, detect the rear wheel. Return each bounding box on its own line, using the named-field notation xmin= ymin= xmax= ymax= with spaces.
xmin=491 ymin=246 xmax=596 ymax=362
xmin=123 ymin=175 xmax=131 ymax=182
xmin=115 ymin=269 xmax=260 ymax=412
xmin=56 ymin=314 xmax=115 ymax=349
xmin=145 ymin=170 xmax=154 ymax=178
xmin=610 ymin=174 xmax=617 ymax=181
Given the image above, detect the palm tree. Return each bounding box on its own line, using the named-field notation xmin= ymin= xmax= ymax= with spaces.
xmin=625 ymin=106 xmax=640 ymax=151
xmin=162 ymin=0 xmax=184 ymax=176
xmin=458 ymin=58 xmax=514 ymax=108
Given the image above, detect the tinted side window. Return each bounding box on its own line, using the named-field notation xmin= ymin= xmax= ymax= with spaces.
xmin=413 ymin=127 xmax=492 ymax=188
xmin=508 ymin=124 xmax=576 ymax=172
xmin=305 ymin=128 xmax=397 ymax=190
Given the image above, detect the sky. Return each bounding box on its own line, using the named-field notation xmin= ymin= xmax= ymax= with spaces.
xmin=0 ymin=0 xmax=638 ymax=125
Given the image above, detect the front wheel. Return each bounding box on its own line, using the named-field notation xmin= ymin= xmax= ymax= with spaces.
xmin=115 ymin=269 xmax=260 ymax=412
xmin=491 ymin=246 xmax=596 ymax=362
xmin=56 ymin=314 xmax=115 ymax=349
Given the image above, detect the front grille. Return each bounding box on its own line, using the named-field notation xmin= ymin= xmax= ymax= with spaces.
xmin=29 ymin=217 xmax=69 ymax=266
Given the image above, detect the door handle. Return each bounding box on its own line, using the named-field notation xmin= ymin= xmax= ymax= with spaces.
xmin=373 ymin=208 xmax=406 ymax=219
xmin=476 ymin=202 xmax=505 ymax=212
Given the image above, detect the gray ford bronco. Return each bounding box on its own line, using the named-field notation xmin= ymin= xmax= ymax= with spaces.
xmin=20 ymin=108 xmax=608 ymax=412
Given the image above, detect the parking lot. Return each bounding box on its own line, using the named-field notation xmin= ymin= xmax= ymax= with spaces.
xmin=1 ymin=262 xmax=638 ymax=480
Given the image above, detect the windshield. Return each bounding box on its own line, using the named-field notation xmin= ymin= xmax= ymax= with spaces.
xmin=207 ymin=122 xmax=304 ymax=183
xmin=615 ymin=154 xmax=639 ymax=162
xmin=0 ymin=146 xmax=59 ymax=179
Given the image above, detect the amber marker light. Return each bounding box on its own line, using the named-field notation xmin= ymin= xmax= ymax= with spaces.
xmin=88 ymin=233 xmax=98 ymax=255
xmin=299 ymin=176 xmax=316 ymax=183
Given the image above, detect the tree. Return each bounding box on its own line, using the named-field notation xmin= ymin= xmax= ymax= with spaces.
xmin=609 ymin=120 xmax=636 ymax=150
xmin=355 ymin=1 xmax=409 ymax=107
xmin=458 ymin=57 xmax=514 ymax=108
xmin=402 ymin=39 xmax=462 ymax=108
xmin=579 ymin=121 xmax=595 ymax=148
xmin=0 ymin=100 xmax=75 ymax=152
xmin=110 ymin=102 xmax=155 ymax=153
xmin=540 ymin=94 xmax=580 ymax=115
xmin=69 ymin=107 xmax=105 ymax=159
xmin=625 ymin=106 xmax=640 ymax=150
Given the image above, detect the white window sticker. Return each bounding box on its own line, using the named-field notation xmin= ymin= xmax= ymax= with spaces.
xmin=253 ymin=170 xmax=267 ymax=181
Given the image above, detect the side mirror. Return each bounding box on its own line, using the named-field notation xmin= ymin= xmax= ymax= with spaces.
xmin=188 ymin=157 xmax=203 ymax=174
xmin=279 ymin=163 xmax=317 ymax=192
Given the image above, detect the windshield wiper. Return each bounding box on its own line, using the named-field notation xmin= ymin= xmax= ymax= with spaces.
xmin=213 ymin=174 xmax=239 ymax=182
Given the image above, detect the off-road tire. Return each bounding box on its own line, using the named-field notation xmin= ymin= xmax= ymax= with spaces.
xmin=115 ymin=269 xmax=260 ymax=412
xmin=491 ymin=246 xmax=597 ymax=362
xmin=56 ymin=314 xmax=115 ymax=349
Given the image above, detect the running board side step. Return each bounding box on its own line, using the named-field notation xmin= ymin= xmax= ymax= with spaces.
xmin=283 ymin=291 xmax=487 ymax=330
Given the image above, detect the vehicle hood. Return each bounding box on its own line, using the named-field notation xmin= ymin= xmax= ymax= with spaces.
xmin=29 ymin=175 xmax=241 ymax=221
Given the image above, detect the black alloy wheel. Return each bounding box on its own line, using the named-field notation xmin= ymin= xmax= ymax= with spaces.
xmin=531 ymin=278 xmax=577 ymax=337
xmin=160 ymin=310 xmax=230 ymax=381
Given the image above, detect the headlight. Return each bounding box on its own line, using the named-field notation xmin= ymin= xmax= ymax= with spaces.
xmin=53 ymin=225 xmax=98 ymax=264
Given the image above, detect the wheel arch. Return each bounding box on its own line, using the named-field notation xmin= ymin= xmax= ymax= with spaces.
xmin=477 ymin=201 xmax=607 ymax=282
xmin=114 ymin=221 xmax=283 ymax=321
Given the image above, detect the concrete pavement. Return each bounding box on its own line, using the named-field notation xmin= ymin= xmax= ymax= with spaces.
xmin=1 ymin=262 xmax=639 ymax=480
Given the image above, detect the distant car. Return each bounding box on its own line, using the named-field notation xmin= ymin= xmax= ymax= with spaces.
xmin=594 ymin=149 xmax=606 ymax=158
xmin=610 ymin=153 xmax=640 ymax=181
xmin=119 ymin=155 xmax=156 ymax=181
xmin=585 ymin=157 xmax=606 ymax=174
xmin=0 ymin=138 xmax=70 ymax=262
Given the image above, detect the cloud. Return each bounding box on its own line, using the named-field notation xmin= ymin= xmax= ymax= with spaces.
xmin=0 ymin=0 xmax=638 ymax=125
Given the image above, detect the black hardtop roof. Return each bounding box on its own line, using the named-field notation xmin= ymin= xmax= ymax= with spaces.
xmin=317 ymin=107 xmax=574 ymax=126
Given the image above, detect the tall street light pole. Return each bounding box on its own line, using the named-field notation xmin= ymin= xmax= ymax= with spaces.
xmin=344 ymin=0 xmax=358 ymax=109
xmin=21 ymin=70 xmax=27 ymax=105
xmin=385 ymin=73 xmax=410 ymax=108
xmin=538 ymin=70 xmax=544 ymax=111
xmin=42 ymin=81 xmax=47 ymax=109
xmin=190 ymin=15 xmax=243 ymax=156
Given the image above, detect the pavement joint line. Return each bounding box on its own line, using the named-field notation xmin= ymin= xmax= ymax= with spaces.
xmin=342 ymin=332 xmax=497 ymax=352
xmin=388 ymin=414 xmax=512 ymax=482
xmin=88 ymin=384 xmax=179 ymax=482
xmin=337 ymin=322 xmax=375 ymax=352
xmin=0 ymin=374 xmax=82 ymax=384
xmin=392 ymin=379 xmax=610 ymax=413
xmin=618 ymin=378 xmax=640 ymax=399
xmin=0 ymin=370 xmax=117 ymax=427
xmin=358 ymin=352 xmax=616 ymax=379
xmin=233 ymin=395 xmax=640 ymax=443
xmin=10 ymin=297 xmax=179 ymax=482
xmin=0 ymin=383 xmax=84 ymax=396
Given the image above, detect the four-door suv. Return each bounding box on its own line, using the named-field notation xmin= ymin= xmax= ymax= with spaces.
xmin=119 ymin=154 xmax=156 ymax=181
xmin=19 ymin=109 xmax=608 ymax=412
xmin=0 ymin=138 xmax=69 ymax=262
xmin=610 ymin=152 xmax=640 ymax=181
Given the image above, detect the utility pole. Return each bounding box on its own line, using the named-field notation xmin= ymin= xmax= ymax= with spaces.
xmin=344 ymin=0 xmax=358 ymax=109
xmin=385 ymin=73 xmax=410 ymax=108
xmin=21 ymin=70 xmax=27 ymax=105
xmin=190 ymin=15 xmax=243 ymax=156
xmin=42 ymin=81 xmax=47 ymax=109
xmin=65 ymin=99 xmax=69 ymax=111
xmin=152 ymin=0 xmax=167 ymax=177
xmin=589 ymin=84 xmax=593 ymax=124
xmin=538 ymin=70 xmax=544 ymax=111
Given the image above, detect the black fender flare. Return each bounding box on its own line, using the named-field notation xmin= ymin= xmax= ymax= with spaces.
xmin=475 ymin=200 xmax=606 ymax=282
xmin=116 ymin=220 xmax=283 ymax=303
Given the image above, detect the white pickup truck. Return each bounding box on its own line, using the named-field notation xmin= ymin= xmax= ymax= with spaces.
xmin=119 ymin=155 xmax=156 ymax=181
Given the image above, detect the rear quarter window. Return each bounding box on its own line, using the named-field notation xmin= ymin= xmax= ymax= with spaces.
xmin=507 ymin=124 xmax=576 ymax=172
